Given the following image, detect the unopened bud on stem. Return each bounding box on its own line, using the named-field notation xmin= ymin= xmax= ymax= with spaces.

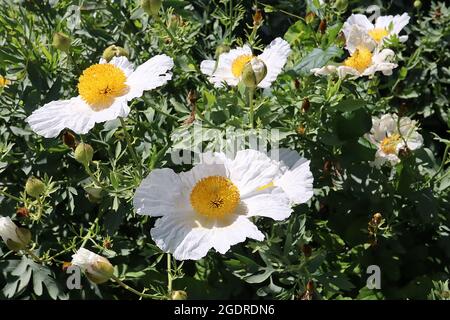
xmin=102 ymin=45 xmax=129 ymax=63
xmin=25 ymin=177 xmax=45 ymax=198
xmin=52 ymin=32 xmax=71 ymax=52
xmin=71 ymin=248 xmax=114 ymax=284
xmin=74 ymin=142 xmax=94 ymax=166
xmin=242 ymin=58 xmax=267 ymax=88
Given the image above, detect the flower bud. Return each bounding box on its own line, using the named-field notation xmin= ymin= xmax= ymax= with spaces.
xmin=413 ymin=1 xmax=422 ymax=9
xmin=16 ymin=207 xmax=30 ymax=218
xmin=25 ymin=177 xmax=45 ymax=198
xmin=62 ymin=130 xmax=77 ymax=150
xmin=241 ymin=58 xmax=267 ymax=88
xmin=141 ymin=0 xmax=162 ymax=17
xmin=253 ymin=9 xmax=263 ymax=27
xmin=171 ymin=290 xmax=188 ymax=300
xmin=0 ymin=216 xmax=31 ymax=251
xmin=333 ymin=0 xmax=348 ymax=12
xmin=305 ymin=12 xmax=316 ymax=25
xmin=71 ymin=248 xmax=114 ymax=284
xmin=85 ymin=186 xmax=103 ymax=203
xmin=318 ymin=19 xmax=327 ymax=34
xmin=102 ymin=45 xmax=129 ymax=63
xmin=302 ymin=98 xmax=310 ymax=112
xmin=52 ymin=32 xmax=71 ymax=52
xmin=74 ymin=142 xmax=94 ymax=166
xmin=372 ymin=213 xmax=382 ymax=225
xmin=215 ymin=44 xmax=231 ymax=59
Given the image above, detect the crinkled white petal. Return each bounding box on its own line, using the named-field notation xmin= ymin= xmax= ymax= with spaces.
xmin=311 ymin=65 xmax=337 ymax=76
xmin=225 ymin=149 xmax=281 ymax=196
xmin=362 ymin=49 xmax=397 ymax=76
xmin=179 ymin=162 xmax=227 ymax=191
xmin=101 ymin=56 xmax=134 ymax=77
xmin=26 ymin=96 xmax=130 ymax=138
xmin=242 ymin=187 xmax=292 ymax=220
xmin=133 ymin=168 xmax=184 ymax=217
xmin=126 ymin=54 xmax=174 ymax=100
xmin=342 ymin=14 xmax=374 ymax=39
xmin=336 ymin=66 xmax=361 ymax=78
xmin=200 ymin=60 xmax=216 ymax=76
xmin=345 ymin=24 xmax=376 ymax=54
xmin=0 ymin=216 xmax=20 ymax=244
xmin=257 ymin=37 xmax=291 ymax=88
xmin=204 ymin=45 xmax=253 ymax=88
xmin=268 ymin=149 xmax=314 ymax=205
xmin=71 ymin=248 xmax=101 ymax=271
xmin=150 ymin=214 xmax=264 ymax=260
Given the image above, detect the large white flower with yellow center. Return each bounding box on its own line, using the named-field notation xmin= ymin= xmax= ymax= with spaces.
xmin=342 ymin=13 xmax=410 ymax=48
xmin=200 ymin=38 xmax=291 ymax=88
xmin=26 ymin=55 xmax=174 ymax=138
xmin=366 ymin=114 xmax=423 ymax=167
xmin=311 ymin=26 xmax=397 ymax=78
xmin=133 ymin=149 xmax=313 ymax=260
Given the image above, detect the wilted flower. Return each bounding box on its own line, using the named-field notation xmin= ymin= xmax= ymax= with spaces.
xmin=133 ymin=149 xmax=313 ymax=260
xmin=0 ymin=216 xmax=31 ymax=251
xmin=71 ymin=248 xmax=114 ymax=284
xmin=200 ymin=38 xmax=291 ymax=88
xmin=342 ymin=13 xmax=410 ymax=46
xmin=366 ymin=113 xmax=423 ymax=167
xmin=26 ymin=55 xmax=173 ymax=138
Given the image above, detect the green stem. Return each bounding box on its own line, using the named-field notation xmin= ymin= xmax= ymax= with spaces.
xmin=111 ymin=275 xmax=159 ymax=300
xmin=80 ymin=217 xmax=100 ymax=248
xmin=427 ymin=145 xmax=449 ymax=185
xmin=119 ymin=117 xmax=142 ymax=173
xmin=84 ymin=165 xmax=108 ymax=190
xmin=0 ymin=189 xmax=22 ymax=202
xmin=24 ymin=248 xmax=43 ymax=263
xmin=167 ymin=253 xmax=173 ymax=296
xmin=248 ymin=88 xmax=255 ymax=128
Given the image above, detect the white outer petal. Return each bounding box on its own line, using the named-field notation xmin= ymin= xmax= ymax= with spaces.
xmin=133 ymin=168 xmax=184 ymax=217
xmin=26 ymin=97 xmax=130 ymax=138
xmin=336 ymin=66 xmax=361 ymax=78
xmin=311 ymin=65 xmax=337 ymax=76
xmin=207 ymin=45 xmax=253 ymax=87
xmin=126 ymin=54 xmax=174 ymax=100
xmin=103 ymin=56 xmax=135 ymax=77
xmin=345 ymin=24 xmax=376 ymax=54
xmin=225 ymin=149 xmax=281 ymax=196
xmin=342 ymin=14 xmax=374 ymax=39
xmin=242 ymin=188 xmax=292 ymax=220
xmin=257 ymin=37 xmax=291 ymax=88
xmin=200 ymin=59 xmax=216 ymax=76
xmin=150 ymin=214 xmax=264 ymax=260
xmin=71 ymin=248 xmax=101 ymax=271
xmin=0 ymin=216 xmax=21 ymax=244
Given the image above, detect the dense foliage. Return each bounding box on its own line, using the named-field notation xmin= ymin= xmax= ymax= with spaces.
xmin=0 ymin=0 xmax=449 ymax=300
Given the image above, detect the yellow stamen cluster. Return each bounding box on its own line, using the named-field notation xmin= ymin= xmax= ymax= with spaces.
xmin=78 ymin=64 xmax=128 ymax=111
xmin=368 ymin=28 xmax=389 ymax=43
xmin=190 ymin=176 xmax=240 ymax=219
xmin=380 ymin=133 xmax=401 ymax=154
xmin=344 ymin=47 xmax=373 ymax=73
xmin=0 ymin=75 xmax=11 ymax=88
xmin=231 ymin=54 xmax=253 ymax=78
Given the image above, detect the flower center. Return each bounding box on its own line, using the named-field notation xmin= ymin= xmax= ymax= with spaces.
xmin=343 ymin=47 xmax=373 ymax=72
xmin=380 ymin=133 xmax=401 ymax=154
xmin=78 ymin=64 xmax=128 ymax=111
xmin=190 ymin=176 xmax=240 ymax=219
xmin=368 ymin=28 xmax=389 ymax=43
xmin=0 ymin=75 xmax=10 ymax=88
xmin=231 ymin=54 xmax=253 ymax=78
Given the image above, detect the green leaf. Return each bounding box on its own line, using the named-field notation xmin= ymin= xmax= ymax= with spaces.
xmin=335 ymin=99 xmax=366 ymax=112
xmin=335 ymin=109 xmax=372 ymax=140
xmin=294 ymin=46 xmax=343 ymax=75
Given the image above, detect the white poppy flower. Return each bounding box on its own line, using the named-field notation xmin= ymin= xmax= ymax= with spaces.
xmin=133 ymin=149 xmax=313 ymax=261
xmin=366 ymin=114 xmax=423 ymax=167
xmin=0 ymin=216 xmax=21 ymax=245
xmin=311 ymin=26 xmax=397 ymax=78
xmin=342 ymin=13 xmax=410 ymax=46
xmin=71 ymin=248 xmax=114 ymax=284
xmin=200 ymin=38 xmax=291 ymax=88
xmin=26 ymin=55 xmax=174 ymax=138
